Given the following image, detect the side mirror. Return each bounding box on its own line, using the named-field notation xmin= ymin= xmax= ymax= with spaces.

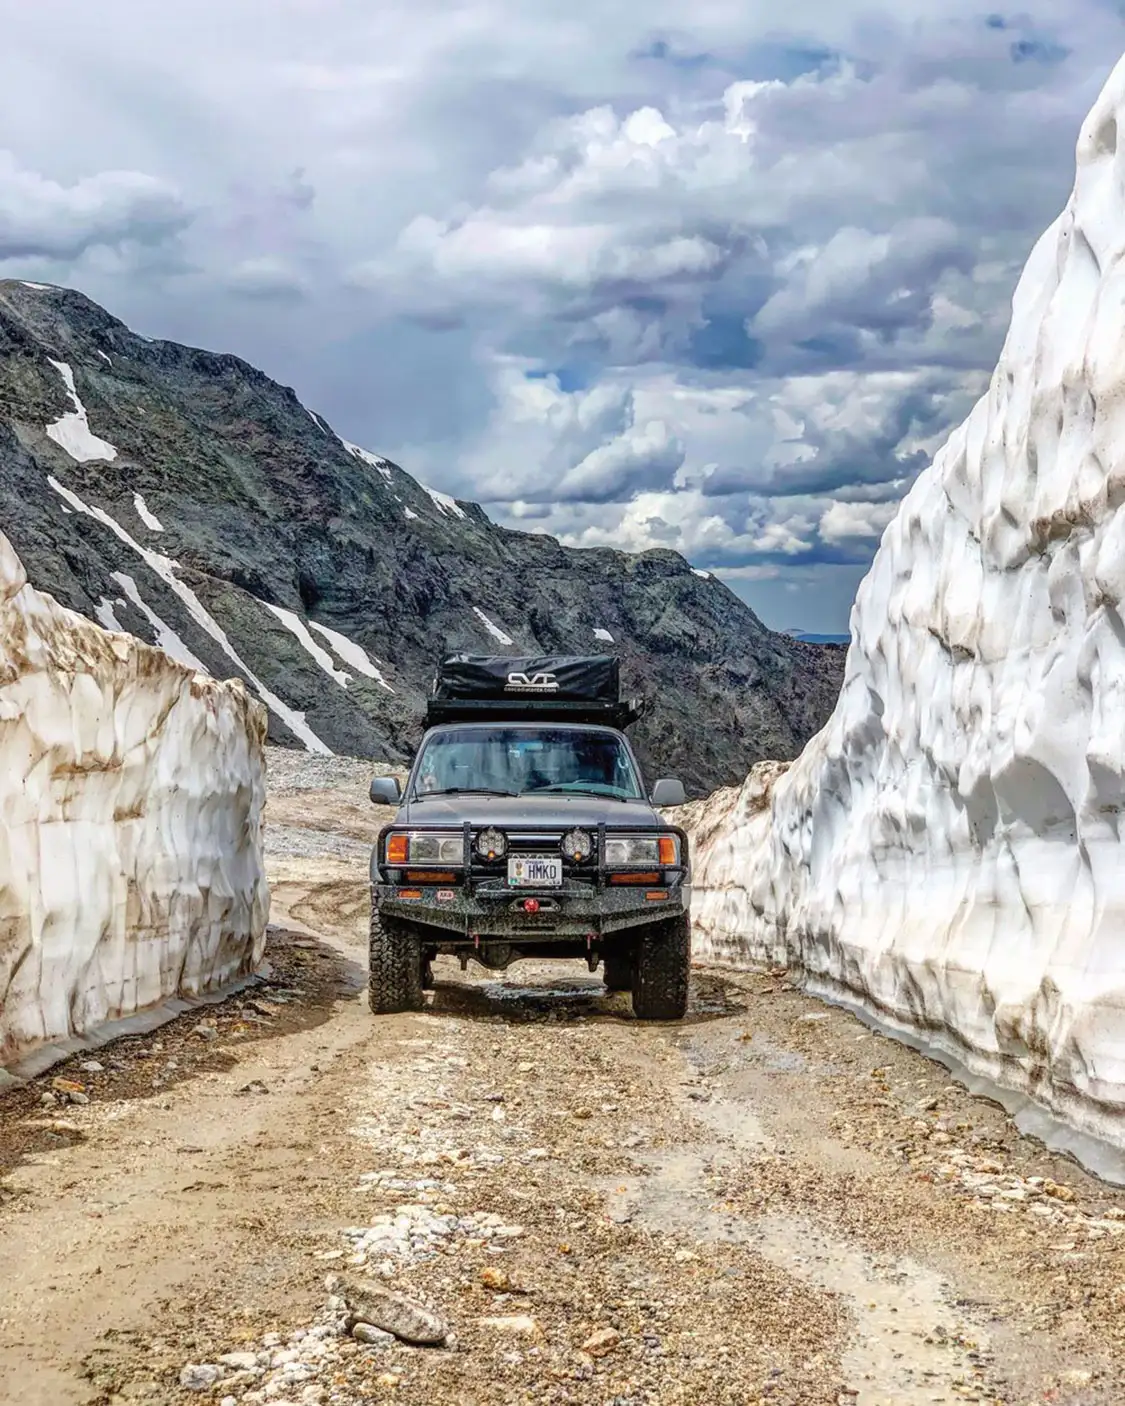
xmin=370 ymin=775 xmax=402 ymax=806
xmin=650 ymin=778 xmax=686 ymax=807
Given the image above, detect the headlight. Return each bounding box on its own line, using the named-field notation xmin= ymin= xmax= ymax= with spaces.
xmin=561 ymin=827 xmax=593 ymax=862
xmin=604 ymin=834 xmax=680 ymax=867
xmin=385 ymin=830 xmax=464 ymax=865
xmin=475 ymin=826 xmax=508 ymax=860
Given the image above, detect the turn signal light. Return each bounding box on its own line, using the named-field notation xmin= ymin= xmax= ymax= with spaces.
xmin=386 ymin=833 xmax=409 ymax=864
xmin=396 ymin=888 xmax=422 ymax=900
xmin=645 ymin=890 xmax=670 ymax=901
xmin=658 ymin=836 xmax=678 ymax=864
xmin=405 ymin=870 xmax=456 ymax=883
xmin=609 ymin=871 xmax=661 ymax=885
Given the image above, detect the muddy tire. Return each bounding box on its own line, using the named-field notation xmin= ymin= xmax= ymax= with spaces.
xmin=631 ymin=914 xmax=691 ymax=1020
xmin=602 ymin=951 xmax=633 ymax=992
xmin=368 ymin=904 xmax=424 ymax=1014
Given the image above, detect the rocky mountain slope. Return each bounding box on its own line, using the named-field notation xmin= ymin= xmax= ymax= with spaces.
xmin=676 ymin=54 xmax=1125 ymax=1152
xmin=0 ymin=279 xmax=843 ymax=795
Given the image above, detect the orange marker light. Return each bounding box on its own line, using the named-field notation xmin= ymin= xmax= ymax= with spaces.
xmin=386 ymin=833 xmax=409 ymax=864
xmin=657 ymin=836 xmax=678 ymax=865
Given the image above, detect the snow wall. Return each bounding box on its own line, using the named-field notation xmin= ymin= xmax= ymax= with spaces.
xmin=678 ymin=56 xmax=1125 ymax=1150
xmin=0 ymin=529 xmax=268 ymax=1070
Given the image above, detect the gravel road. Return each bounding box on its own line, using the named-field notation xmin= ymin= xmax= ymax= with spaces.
xmin=2 ymin=750 xmax=1125 ymax=1405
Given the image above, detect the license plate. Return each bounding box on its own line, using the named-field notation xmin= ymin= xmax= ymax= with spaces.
xmin=507 ymin=855 xmax=562 ymax=888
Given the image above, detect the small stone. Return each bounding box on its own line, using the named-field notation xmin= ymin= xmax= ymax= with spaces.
xmin=375 ymin=1373 xmax=401 ymax=1388
xmin=180 ymin=1364 xmax=222 ymax=1391
xmin=238 ymin=1080 xmax=270 ymax=1096
xmin=341 ymin=1276 xmax=448 ymax=1344
xmin=194 ymin=1022 xmax=219 ymax=1042
xmin=220 ymin=1397 xmax=237 ymax=1406
xmin=572 ymin=1108 xmax=592 ymax=1120
xmin=480 ymin=1267 xmax=511 ymax=1291
xmin=39 ymin=1092 xmax=57 ymax=1107
xmin=219 ymin=1352 xmax=259 ymax=1371
xmin=68 ymin=1091 xmax=90 ymax=1106
xmin=479 ymin=1315 xmax=543 ymax=1338
xmin=929 ymin=1131 xmax=952 ymax=1146
xmin=673 ymin=1249 xmax=698 ymax=1264
xmin=353 ymin=1323 xmax=396 ymax=1347
xmin=80 ymin=1060 xmax=105 ymax=1074
xmin=1044 ymin=1180 xmax=1076 ymax=1202
xmin=1062 ymin=1369 xmax=1094 ymax=1387
xmin=582 ymin=1327 xmax=622 ymax=1357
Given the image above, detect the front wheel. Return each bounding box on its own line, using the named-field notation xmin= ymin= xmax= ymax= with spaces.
xmin=632 ymin=914 xmax=691 ymax=1020
xmin=369 ymin=905 xmax=424 ymax=1014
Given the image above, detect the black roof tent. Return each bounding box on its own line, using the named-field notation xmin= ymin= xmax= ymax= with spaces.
xmin=425 ymin=654 xmax=645 ymax=729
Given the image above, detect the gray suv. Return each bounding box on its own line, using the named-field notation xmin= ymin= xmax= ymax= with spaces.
xmin=368 ymin=655 xmax=691 ymax=1019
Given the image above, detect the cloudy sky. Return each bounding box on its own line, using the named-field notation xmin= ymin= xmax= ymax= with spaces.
xmin=3 ymin=1 xmax=1122 ymax=631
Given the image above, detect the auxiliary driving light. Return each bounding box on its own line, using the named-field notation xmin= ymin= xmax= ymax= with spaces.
xmin=561 ymin=827 xmax=594 ymax=862
xmin=475 ymin=826 xmax=508 ymax=860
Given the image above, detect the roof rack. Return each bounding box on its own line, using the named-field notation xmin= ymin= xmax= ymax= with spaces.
xmin=425 ymin=654 xmax=645 ymax=730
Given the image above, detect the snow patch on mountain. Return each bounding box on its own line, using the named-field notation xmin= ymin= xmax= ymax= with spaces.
xmin=45 ymin=360 xmax=118 ymax=463
xmin=133 ymin=493 xmax=164 ymax=532
xmin=426 ymin=486 xmax=467 ymax=520
xmin=308 ymin=620 xmax=394 ymax=693
xmin=593 ymin=627 xmax=614 ymax=643
xmin=472 ymin=606 xmax=514 ymax=646
xmin=678 ymin=56 xmax=1125 ymax=1154
xmin=111 ymin=571 xmax=207 ymax=671
xmin=264 ymin=602 xmax=351 ymax=688
xmin=47 ymin=478 xmax=332 ymax=755
xmin=343 ymin=439 xmax=393 ymax=483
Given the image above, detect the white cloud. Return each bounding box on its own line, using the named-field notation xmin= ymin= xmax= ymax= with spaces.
xmin=0 ymin=151 xmax=188 ymax=261
xmin=818 ymin=499 xmax=898 ymax=543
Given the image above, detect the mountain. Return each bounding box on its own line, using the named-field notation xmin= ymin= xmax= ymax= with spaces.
xmin=783 ymin=630 xmax=851 ymax=645
xmin=0 ymin=279 xmax=844 ymax=797
xmin=675 ymin=58 xmax=1125 ymax=1149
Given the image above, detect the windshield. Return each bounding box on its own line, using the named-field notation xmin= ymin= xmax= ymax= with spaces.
xmin=411 ymin=727 xmax=644 ymax=800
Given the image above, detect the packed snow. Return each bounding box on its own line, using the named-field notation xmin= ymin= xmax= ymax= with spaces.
xmin=45 ymin=360 xmax=118 ymax=463
xmin=593 ymin=627 xmax=614 ymax=643
xmin=472 ymin=606 xmax=514 ymax=646
xmin=264 ymin=602 xmax=351 ymax=687
xmin=404 ymin=507 xmax=418 ymax=520
xmin=343 ymin=439 xmax=393 ymax=483
xmin=306 ymin=408 xmax=330 ymax=436
xmin=678 ymin=57 xmax=1125 ymax=1153
xmin=692 ymin=568 xmax=712 ymax=580
xmin=21 ymin=282 xmax=50 ymax=291
xmin=0 ymin=529 xmax=267 ymax=1069
xmin=47 ymin=479 xmax=332 ymax=756
xmin=308 ymin=620 xmax=394 ymax=692
xmin=111 ymin=571 xmax=206 ymax=672
xmin=96 ymin=350 xmax=112 ymax=365
xmin=133 ymin=493 xmax=165 ymax=532
xmin=425 ymin=486 xmax=467 ymax=520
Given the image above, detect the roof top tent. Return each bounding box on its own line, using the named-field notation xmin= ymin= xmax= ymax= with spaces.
xmin=425 ymin=654 xmax=645 ymax=730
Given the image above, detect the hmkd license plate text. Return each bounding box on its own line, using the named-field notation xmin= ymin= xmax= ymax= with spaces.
xmin=507 ymin=855 xmax=562 ymax=887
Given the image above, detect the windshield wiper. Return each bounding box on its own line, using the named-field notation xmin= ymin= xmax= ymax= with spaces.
xmin=417 ymin=786 xmax=519 ymax=798
xmin=522 ymin=785 xmax=633 ymax=801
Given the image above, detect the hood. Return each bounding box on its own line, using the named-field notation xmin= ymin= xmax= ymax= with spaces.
xmin=398 ymin=791 xmax=662 ymax=830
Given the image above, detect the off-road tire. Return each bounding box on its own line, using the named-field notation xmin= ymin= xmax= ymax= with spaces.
xmin=631 ymin=913 xmax=691 ymax=1020
xmin=368 ymin=904 xmax=424 ymax=1014
xmin=602 ymin=951 xmax=634 ymax=992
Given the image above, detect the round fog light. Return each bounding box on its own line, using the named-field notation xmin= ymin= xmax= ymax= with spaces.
xmin=475 ymin=826 xmax=507 ymax=860
xmin=562 ymin=827 xmax=594 ymax=862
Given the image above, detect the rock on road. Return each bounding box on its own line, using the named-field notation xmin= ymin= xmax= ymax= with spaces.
xmin=2 ymin=751 xmax=1125 ymax=1406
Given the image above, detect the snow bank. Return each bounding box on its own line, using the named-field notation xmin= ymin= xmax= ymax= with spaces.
xmin=680 ymin=56 xmax=1125 ymax=1150
xmin=0 ymin=530 xmax=268 ymax=1069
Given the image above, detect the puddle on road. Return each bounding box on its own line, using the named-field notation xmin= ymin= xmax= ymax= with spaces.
xmin=607 ymin=1145 xmax=995 ymax=1402
xmin=754 ymin=1214 xmax=993 ymax=1405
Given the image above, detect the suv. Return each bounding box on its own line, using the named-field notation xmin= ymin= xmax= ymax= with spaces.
xmin=368 ymin=654 xmax=691 ymax=1019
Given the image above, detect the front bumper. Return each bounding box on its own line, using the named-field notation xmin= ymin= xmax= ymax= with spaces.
xmin=375 ymin=872 xmax=690 ymax=940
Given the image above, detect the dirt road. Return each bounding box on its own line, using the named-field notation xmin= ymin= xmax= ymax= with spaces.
xmin=3 ymin=754 xmax=1125 ymax=1406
